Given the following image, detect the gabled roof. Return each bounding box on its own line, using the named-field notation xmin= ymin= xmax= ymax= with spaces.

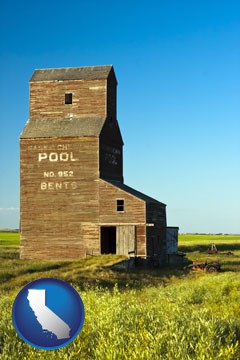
xmin=100 ymin=117 xmax=124 ymax=145
xmin=20 ymin=117 xmax=106 ymax=139
xmin=105 ymin=180 xmax=166 ymax=206
xmin=30 ymin=65 xmax=114 ymax=82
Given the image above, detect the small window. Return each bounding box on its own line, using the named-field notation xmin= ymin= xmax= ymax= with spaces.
xmin=65 ymin=93 xmax=72 ymax=104
xmin=117 ymin=199 xmax=124 ymax=212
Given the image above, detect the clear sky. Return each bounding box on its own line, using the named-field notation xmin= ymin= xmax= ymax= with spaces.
xmin=0 ymin=0 xmax=239 ymax=233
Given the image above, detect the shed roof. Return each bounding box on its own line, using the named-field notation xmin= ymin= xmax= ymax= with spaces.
xmin=30 ymin=65 xmax=114 ymax=82
xmin=106 ymin=180 xmax=166 ymax=206
xmin=20 ymin=117 xmax=106 ymax=138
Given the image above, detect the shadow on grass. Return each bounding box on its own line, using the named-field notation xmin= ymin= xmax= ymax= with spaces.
xmin=0 ymin=272 xmax=16 ymax=283
xmin=68 ymin=260 xmax=189 ymax=291
xmin=0 ymin=247 xmax=19 ymax=259
xmin=22 ymin=262 xmax=67 ymax=274
xmin=220 ymin=260 xmax=240 ymax=272
xmin=0 ymin=260 xmax=70 ymax=289
xmin=0 ymin=247 xmax=191 ymax=291
xmin=1 ymin=246 xmax=238 ymax=293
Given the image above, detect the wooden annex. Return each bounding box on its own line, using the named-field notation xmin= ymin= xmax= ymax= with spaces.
xmin=20 ymin=65 xmax=178 ymax=262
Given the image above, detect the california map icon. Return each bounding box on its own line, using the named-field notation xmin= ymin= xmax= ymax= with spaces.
xmin=12 ymin=278 xmax=85 ymax=350
xmin=27 ymin=289 xmax=71 ymax=340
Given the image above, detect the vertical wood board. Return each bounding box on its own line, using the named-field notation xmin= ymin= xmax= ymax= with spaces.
xmin=116 ymin=225 xmax=135 ymax=256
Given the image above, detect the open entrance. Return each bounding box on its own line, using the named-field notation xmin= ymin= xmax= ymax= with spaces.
xmin=101 ymin=227 xmax=116 ymax=254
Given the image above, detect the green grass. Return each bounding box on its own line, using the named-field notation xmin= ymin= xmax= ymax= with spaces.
xmin=179 ymin=234 xmax=240 ymax=272
xmin=179 ymin=233 xmax=240 ymax=241
xmin=0 ymin=232 xmax=20 ymax=246
xmin=0 ymin=232 xmax=240 ymax=359
xmin=179 ymin=233 xmax=240 ymax=249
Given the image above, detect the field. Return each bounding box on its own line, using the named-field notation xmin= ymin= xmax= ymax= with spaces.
xmin=0 ymin=232 xmax=240 ymax=359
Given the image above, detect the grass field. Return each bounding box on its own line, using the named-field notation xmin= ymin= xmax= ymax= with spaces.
xmin=0 ymin=232 xmax=240 ymax=359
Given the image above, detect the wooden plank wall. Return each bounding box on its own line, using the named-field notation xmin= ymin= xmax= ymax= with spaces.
xmin=99 ymin=119 xmax=123 ymax=182
xmin=107 ymin=69 xmax=117 ymax=119
xmin=99 ymin=179 xmax=147 ymax=256
xmin=146 ymin=202 xmax=167 ymax=261
xmin=30 ymin=79 xmax=107 ymax=119
xmin=20 ymin=137 xmax=100 ymax=259
xmin=82 ymin=224 xmax=100 ymax=256
xmin=116 ymin=225 xmax=135 ymax=256
xmin=166 ymin=227 xmax=179 ymax=255
xmin=135 ymin=225 xmax=146 ymax=256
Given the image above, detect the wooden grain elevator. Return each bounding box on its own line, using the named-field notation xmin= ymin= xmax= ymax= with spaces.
xmin=20 ymin=65 xmax=178 ymax=262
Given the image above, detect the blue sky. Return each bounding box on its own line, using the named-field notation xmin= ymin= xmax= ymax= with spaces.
xmin=0 ymin=0 xmax=239 ymax=233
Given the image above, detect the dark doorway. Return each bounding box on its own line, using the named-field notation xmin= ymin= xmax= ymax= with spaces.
xmin=101 ymin=227 xmax=116 ymax=254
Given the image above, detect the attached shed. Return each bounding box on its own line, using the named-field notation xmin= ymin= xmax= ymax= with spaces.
xmin=20 ymin=65 xmax=178 ymax=263
xmin=99 ymin=180 xmax=167 ymax=263
xmin=166 ymin=227 xmax=179 ymax=255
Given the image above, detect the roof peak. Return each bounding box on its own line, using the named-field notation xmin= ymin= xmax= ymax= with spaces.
xmin=30 ymin=65 xmax=115 ymax=82
xmin=20 ymin=116 xmax=107 ymax=139
xmin=33 ymin=64 xmax=113 ymax=71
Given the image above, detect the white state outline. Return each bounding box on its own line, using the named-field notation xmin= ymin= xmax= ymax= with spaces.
xmin=27 ymin=289 xmax=71 ymax=339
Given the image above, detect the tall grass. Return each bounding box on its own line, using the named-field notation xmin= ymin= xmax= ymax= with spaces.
xmin=1 ymin=274 xmax=240 ymax=359
xmin=0 ymin=233 xmax=240 ymax=359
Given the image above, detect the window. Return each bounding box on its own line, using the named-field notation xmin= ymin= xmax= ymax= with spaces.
xmin=65 ymin=93 xmax=72 ymax=104
xmin=117 ymin=199 xmax=124 ymax=212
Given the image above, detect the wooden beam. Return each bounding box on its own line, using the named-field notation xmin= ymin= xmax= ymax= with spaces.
xmin=99 ymin=223 xmax=154 ymax=227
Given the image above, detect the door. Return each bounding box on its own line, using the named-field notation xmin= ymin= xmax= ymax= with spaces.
xmin=116 ymin=225 xmax=135 ymax=256
xmin=101 ymin=227 xmax=116 ymax=254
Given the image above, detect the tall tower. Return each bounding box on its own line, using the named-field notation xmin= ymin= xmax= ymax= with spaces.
xmin=20 ymin=65 xmax=123 ymax=259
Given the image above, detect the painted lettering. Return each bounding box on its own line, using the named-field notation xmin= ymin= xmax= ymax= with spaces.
xmin=104 ymin=153 xmax=118 ymax=166
xmin=29 ymin=144 xmax=72 ymax=151
xmin=43 ymin=171 xmax=55 ymax=178
xmin=49 ymin=153 xmax=58 ymax=162
xmin=55 ymin=182 xmax=62 ymax=190
xmin=40 ymin=182 xmax=47 ymax=190
xmin=38 ymin=153 xmax=48 ymax=162
xmin=40 ymin=181 xmax=78 ymax=191
xmin=38 ymin=152 xmax=78 ymax=162
xmin=48 ymin=182 xmax=55 ymax=190
xmin=58 ymin=170 xmax=74 ymax=177
xmin=57 ymin=144 xmax=68 ymax=150
xmin=59 ymin=152 xmax=68 ymax=161
xmin=71 ymin=182 xmax=78 ymax=190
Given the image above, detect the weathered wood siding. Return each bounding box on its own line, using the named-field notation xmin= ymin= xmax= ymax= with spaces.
xmin=116 ymin=225 xmax=135 ymax=256
xmin=146 ymin=202 xmax=166 ymax=227
xmin=99 ymin=179 xmax=146 ymax=256
xmin=81 ymin=224 xmax=100 ymax=256
xmin=166 ymin=227 xmax=179 ymax=254
xmin=20 ymin=65 xmax=171 ymax=262
xmin=20 ymin=137 xmax=100 ymax=259
xmin=146 ymin=202 xmax=167 ymax=262
xmin=99 ymin=118 xmax=123 ymax=182
xmin=30 ymin=79 xmax=107 ymax=119
xmin=135 ymin=225 xmax=146 ymax=256
xmin=107 ymin=68 xmax=117 ymax=119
